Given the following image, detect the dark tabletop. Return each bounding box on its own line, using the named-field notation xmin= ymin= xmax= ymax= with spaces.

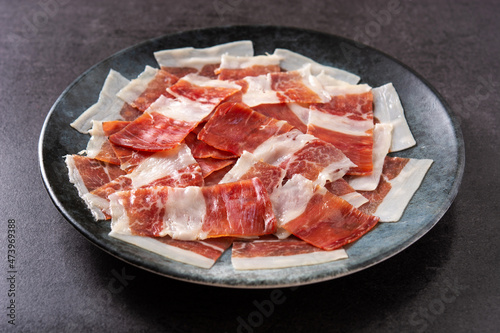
xmin=1 ymin=0 xmax=499 ymax=332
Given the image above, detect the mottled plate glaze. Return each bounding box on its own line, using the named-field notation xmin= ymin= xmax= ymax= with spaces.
xmin=39 ymin=26 xmax=464 ymax=288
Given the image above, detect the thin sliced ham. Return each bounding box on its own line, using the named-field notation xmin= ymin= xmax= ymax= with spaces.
xmin=65 ymin=155 xmax=127 ymax=206
xmin=347 ymin=123 xmax=393 ymax=190
xmin=242 ymin=65 xmax=330 ymax=107
xmin=219 ymin=151 xmax=286 ymax=194
xmin=325 ymin=178 xmax=369 ymax=208
xmin=198 ymin=102 xmax=294 ymax=156
xmin=109 ymin=232 xmax=232 ymax=269
xmin=252 ymin=103 xmax=308 ymax=133
xmin=308 ymin=90 xmax=375 ymax=175
xmin=117 ymin=66 xmax=179 ymax=112
xmin=252 ymin=129 xmax=355 ymax=186
xmin=184 ymin=132 xmax=238 ymax=159
xmin=110 ymin=178 xmax=277 ymax=240
xmin=231 ymin=236 xmax=347 ymax=270
xmin=273 ymin=175 xmax=379 ymax=250
xmin=85 ymin=121 xmax=121 ymax=165
xmin=358 ymin=157 xmax=433 ymax=222
xmin=217 ymin=54 xmax=282 ymax=81
xmin=196 ymin=157 xmax=236 ymax=178
xmin=154 ymin=40 xmax=254 ymax=74
xmin=71 ymin=70 xmax=140 ymax=133
xmin=83 ymin=144 xmax=203 ymax=219
xmin=273 ymin=48 xmax=360 ymax=85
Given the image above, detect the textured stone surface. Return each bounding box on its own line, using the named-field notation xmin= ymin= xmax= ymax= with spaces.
xmin=1 ymin=0 xmax=499 ymax=332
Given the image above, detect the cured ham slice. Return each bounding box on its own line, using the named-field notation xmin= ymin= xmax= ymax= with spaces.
xmin=252 ymin=129 xmax=355 ymax=186
xmin=308 ymin=89 xmax=375 ymax=175
xmin=325 ymin=178 xmax=368 ymax=208
xmin=358 ymin=157 xmax=433 ymax=222
xmin=71 ymin=70 xmax=141 ymax=133
xmin=198 ymin=102 xmax=294 ymax=156
xmin=373 ymin=83 xmax=416 ymax=152
xmin=272 ymin=175 xmax=379 ymax=249
xmin=110 ymin=178 xmax=277 ymax=240
xmin=203 ymin=164 xmax=234 ymax=186
xmin=85 ymin=121 xmax=121 ymax=165
xmin=109 ymin=95 xmax=214 ymax=152
xmin=273 ymin=48 xmax=360 ymax=85
xmin=252 ymin=103 xmax=308 ymax=133
xmin=65 ymin=155 xmax=127 ymax=198
xmin=82 ymin=144 xmax=203 ymax=219
xmin=166 ymin=74 xmax=241 ymax=110
xmin=109 ymin=232 xmax=232 ymax=269
xmin=219 ymin=151 xmax=286 ymax=194
xmin=231 ymin=236 xmax=347 ymax=270
xmin=347 ymin=123 xmax=393 ymax=190
xmin=196 ymin=157 xmax=236 ymax=178
xmin=241 ymin=65 xmax=330 ymax=107
xmin=154 ymin=40 xmax=254 ymax=77
xmin=184 ymin=132 xmax=238 ymax=159
xmin=217 ymin=54 xmax=282 ymax=81
xmin=117 ymin=66 xmax=179 ymax=112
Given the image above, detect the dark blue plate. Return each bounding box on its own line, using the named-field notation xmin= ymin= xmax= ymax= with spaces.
xmin=39 ymin=26 xmax=464 ymax=288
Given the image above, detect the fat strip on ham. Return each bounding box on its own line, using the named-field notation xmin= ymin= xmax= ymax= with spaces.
xmin=154 ymin=40 xmax=254 ymax=77
xmin=85 ymin=121 xmax=121 ymax=165
xmin=372 ymin=83 xmax=416 ymax=152
xmin=358 ymin=156 xmax=433 ymax=222
xmin=71 ymin=70 xmax=141 ymax=133
xmin=217 ymin=54 xmax=282 ymax=81
xmin=231 ymin=236 xmax=347 ymax=270
xmin=325 ymin=178 xmax=369 ymax=208
xmin=109 ymin=232 xmax=233 ymax=269
xmin=272 ymin=175 xmax=379 ymax=250
xmin=117 ymin=66 xmax=179 ymax=112
xmin=110 ymin=178 xmax=277 ymax=240
xmin=241 ymin=64 xmax=330 ymax=107
xmin=82 ymin=143 xmax=203 ymax=219
xmin=65 ymin=155 xmax=127 ymax=217
xmin=308 ymin=87 xmax=375 ymax=176
xmin=273 ymin=48 xmax=360 ymax=85
xmin=347 ymin=123 xmax=393 ymax=191
xmin=219 ymin=151 xmax=286 ymax=194
xmin=252 ymin=129 xmax=355 ymax=186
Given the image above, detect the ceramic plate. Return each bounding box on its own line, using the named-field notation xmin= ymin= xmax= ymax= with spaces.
xmin=39 ymin=26 xmax=464 ymax=288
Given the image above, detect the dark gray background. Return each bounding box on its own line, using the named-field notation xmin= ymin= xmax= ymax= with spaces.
xmin=1 ymin=0 xmax=499 ymax=332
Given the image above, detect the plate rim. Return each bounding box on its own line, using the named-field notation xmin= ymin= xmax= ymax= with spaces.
xmin=38 ymin=25 xmax=465 ymax=288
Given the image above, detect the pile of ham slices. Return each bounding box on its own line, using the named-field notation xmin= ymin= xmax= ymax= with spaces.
xmin=65 ymin=41 xmax=433 ymax=270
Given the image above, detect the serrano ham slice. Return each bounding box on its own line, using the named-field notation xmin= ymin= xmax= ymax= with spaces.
xmin=273 ymin=48 xmax=360 ymax=85
xmin=231 ymin=236 xmax=347 ymax=270
xmin=308 ymin=89 xmax=375 ymax=175
xmin=198 ymin=102 xmax=294 ymax=155
xmin=252 ymin=103 xmax=308 ymax=133
xmin=219 ymin=151 xmax=286 ymax=194
xmin=154 ymin=40 xmax=254 ymax=76
xmin=109 ymin=178 xmax=277 ymax=240
xmin=196 ymin=157 xmax=236 ymax=178
xmin=273 ymin=175 xmax=379 ymax=250
xmin=241 ymin=65 xmax=330 ymax=107
xmin=217 ymin=54 xmax=282 ymax=81
xmin=252 ymin=129 xmax=355 ymax=186
xmin=347 ymin=123 xmax=393 ymax=190
xmin=358 ymin=157 xmax=433 ymax=222
xmin=71 ymin=70 xmax=140 ymax=133
xmin=117 ymin=66 xmax=179 ymax=112
xmin=109 ymin=232 xmax=232 ymax=269
xmin=82 ymin=144 xmax=203 ymax=219
xmin=65 ymin=155 xmax=127 ymax=201
xmin=325 ymin=178 xmax=369 ymax=208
